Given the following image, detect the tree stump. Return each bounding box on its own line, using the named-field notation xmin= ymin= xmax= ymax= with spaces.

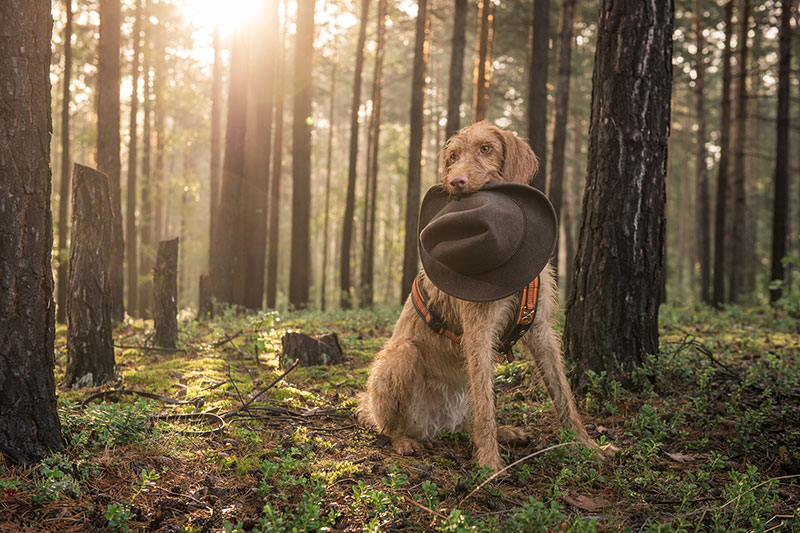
xmin=64 ymin=164 xmax=115 ymax=388
xmin=153 ymin=237 xmax=179 ymax=348
xmin=280 ymin=332 xmax=344 ymax=369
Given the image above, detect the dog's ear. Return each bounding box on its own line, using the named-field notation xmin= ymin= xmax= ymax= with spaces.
xmin=498 ymin=130 xmax=540 ymax=185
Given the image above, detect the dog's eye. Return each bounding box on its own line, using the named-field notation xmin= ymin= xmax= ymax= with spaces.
xmin=480 ymin=145 xmax=492 ymax=154
xmin=448 ymin=152 xmax=457 ymax=163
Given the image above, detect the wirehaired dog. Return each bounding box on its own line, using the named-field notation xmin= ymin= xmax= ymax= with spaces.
xmin=357 ymin=121 xmax=615 ymax=471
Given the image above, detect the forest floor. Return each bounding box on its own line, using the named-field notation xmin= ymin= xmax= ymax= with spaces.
xmin=1 ymin=303 xmax=800 ymax=532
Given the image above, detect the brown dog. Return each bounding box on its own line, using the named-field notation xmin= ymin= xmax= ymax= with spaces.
xmin=357 ymin=121 xmax=614 ymax=471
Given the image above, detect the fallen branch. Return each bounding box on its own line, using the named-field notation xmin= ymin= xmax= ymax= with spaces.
xmin=213 ymin=329 xmax=243 ymax=348
xmin=222 ymin=359 xmax=299 ymax=418
xmin=114 ymin=344 xmax=186 ymax=354
xmin=80 ymin=389 xmax=203 ymax=409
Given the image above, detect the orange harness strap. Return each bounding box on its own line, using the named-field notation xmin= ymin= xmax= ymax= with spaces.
xmin=411 ymin=273 xmax=540 ymax=363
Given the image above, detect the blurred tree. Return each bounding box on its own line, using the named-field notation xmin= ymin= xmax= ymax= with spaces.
xmin=473 ymin=0 xmax=493 ymax=121
xmin=209 ymin=25 xmax=222 ymax=266
xmin=401 ymin=0 xmax=429 ymax=302
xmin=139 ymin=0 xmax=154 ymax=317
xmin=0 ymin=0 xmax=65 ymax=465
xmin=446 ymin=0 xmax=467 ymax=138
xmin=289 ymin=0 xmax=316 ymax=309
xmin=770 ymin=0 xmax=792 ymax=303
xmin=126 ymin=0 xmax=143 ymax=317
xmin=321 ymin=57 xmax=337 ymax=312
xmin=564 ymin=0 xmax=672 ymax=390
xmin=97 ymin=0 xmax=124 ymax=320
xmin=527 ymin=0 xmax=549 ymax=189
xmin=340 ymin=0 xmax=370 ymax=309
xmin=56 ymin=0 xmax=73 ymax=324
xmin=694 ymin=0 xmax=711 ymax=304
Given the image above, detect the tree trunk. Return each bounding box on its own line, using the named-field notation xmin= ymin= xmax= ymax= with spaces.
xmin=339 ymin=0 xmax=370 ymax=309
xmin=126 ymin=0 xmax=142 ymax=318
xmin=564 ymin=0 xmax=672 ymax=391
xmin=446 ymin=0 xmax=467 ymax=139
xmin=713 ymin=1 xmax=733 ymax=307
xmin=548 ymin=0 xmax=576 ymax=277
xmin=212 ymin=32 xmax=249 ymax=306
xmin=527 ymin=0 xmax=550 ymax=189
xmin=64 ymin=165 xmax=116 ymax=388
xmin=770 ymin=0 xmax=792 ymax=303
xmin=239 ymin=7 xmax=278 ymax=310
xmin=563 ymin=117 xmax=581 ymax=298
xmin=56 ymin=0 xmax=73 ymax=324
xmin=694 ymin=0 xmax=711 ymax=304
xmin=209 ymin=25 xmax=223 ymax=267
xmin=361 ymin=0 xmax=388 ymax=308
xmin=401 ymin=0 xmax=429 ymax=303
xmin=321 ymin=59 xmax=337 ymax=311
xmin=289 ymin=0 xmax=316 ymax=309
xmin=267 ymin=6 xmax=288 ymax=310
xmin=0 ymin=0 xmax=65 ymax=464
xmin=729 ymin=0 xmax=750 ymax=303
xmin=473 ymin=0 xmax=493 ymax=121
xmin=139 ymin=0 xmax=153 ymax=318
xmin=153 ymin=237 xmax=179 ymax=349
xmin=198 ymin=272 xmax=212 ymax=317
xmin=97 ymin=0 xmax=124 ymax=321
xmin=152 ymin=13 xmax=166 ymax=246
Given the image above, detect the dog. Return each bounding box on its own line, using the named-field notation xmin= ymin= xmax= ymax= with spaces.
xmin=357 ymin=121 xmax=615 ymax=471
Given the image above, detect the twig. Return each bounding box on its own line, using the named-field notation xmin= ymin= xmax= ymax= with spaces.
xmin=80 ymin=389 xmax=202 ymax=408
xmin=114 ymin=344 xmax=186 ymax=354
xmin=213 ymin=329 xmax=243 ymax=348
xmin=151 ymin=412 xmax=225 ymax=436
xmin=458 ymin=442 xmax=577 ymax=506
xmin=222 ymin=360 xmax=299 ymax=418
xmin=403 ymin=493 xmax=448 ymax=521
xmin=226 ymin=365 xmax=250 ymax=416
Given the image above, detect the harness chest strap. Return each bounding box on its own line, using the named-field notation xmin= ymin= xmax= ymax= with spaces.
xmin=411 ymin=273 xmax=540 ymax=363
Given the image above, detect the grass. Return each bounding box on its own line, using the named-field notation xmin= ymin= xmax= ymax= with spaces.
xmin=1 ymin=302 xmax=799 ymax=531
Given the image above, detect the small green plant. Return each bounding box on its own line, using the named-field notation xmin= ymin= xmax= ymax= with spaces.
xmin=105 ymin=501 xmax=133 ymax=532
xmin=33 ymin=453 xmax=80 ymax=504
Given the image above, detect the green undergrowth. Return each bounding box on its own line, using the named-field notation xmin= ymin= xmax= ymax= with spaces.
xmin=2 ymin=303 xmax=799 ymax=531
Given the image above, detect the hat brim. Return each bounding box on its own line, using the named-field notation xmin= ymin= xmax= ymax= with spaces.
xmin=418 ymin=182 xmax=557 ymax=302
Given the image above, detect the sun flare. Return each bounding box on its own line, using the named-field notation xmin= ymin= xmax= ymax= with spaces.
xmin=179 ymin=0 xmax=263 ymax=37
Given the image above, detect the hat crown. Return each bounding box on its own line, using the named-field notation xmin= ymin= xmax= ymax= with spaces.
xmin=419 ymin=196 xmax=525 ymax=275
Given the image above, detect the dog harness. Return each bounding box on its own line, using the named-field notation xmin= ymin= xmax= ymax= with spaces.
xmin=411 ymin=272 xmax=540 ymax=363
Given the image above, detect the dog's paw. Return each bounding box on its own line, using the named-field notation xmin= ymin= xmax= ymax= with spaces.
xmin=497 ymin=425 xmax=529 ymax=444
xmin=595 ymin=443 xmax=620 ymax=462
xmin=392 ymin=437 xmax=422 ymax=456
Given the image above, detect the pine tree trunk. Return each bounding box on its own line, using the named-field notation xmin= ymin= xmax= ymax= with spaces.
xmin=361 ymin=0 xmax=388 ymax=308
xmin=564 ymin=0 xmax=672 ymax=391
xmin=0 ymin=0 xmax=65 ymax=464
xmin=770 ymin=0 xmax=792 ymax=303
xmin=289 ymin=0 xmax=316 ymax=310
xmin=473 ymin=0 xmax=493 ymax=121
xmin=729 ymin=0 xmax=751 ymax=303
xmin=527 ymin=0 xmax=550 ymax=189
xmin=56 ymin=0 xmax=73 ymax=324
xmin=401 ymin=0 xmax=429 ymax=303
xmin=321 ymin=60 xmax=337 ymax=311
xmin=152 ymin=14 xmax=166 ymax=246
xmin=267 ymin=6 xmax=287 ymax=310
xmin=139 ymin=0 xmax=153 ymax=317
xmin=126 ymin=0 xmax=142 ymax=318
xmin=64 ymin=165 xmax=116 ymax=388
xmin=694 ymin=0 xmax=711 ymax=304
xmin=548 ymin=0 xmax=576 ymax=277
xmin=212 ymin=32 xmax=249 ymax=305
xmin=713 ymin=1 xmax=734 ymax=307
xmin=97 ymin=0 xmax=125 ymax=321
xmin=153 ymin=237 xmax=179 ymax=349
xmin=446 ymin=0 xmax=467 ymax=139
xmin=209 ymin=25 xmax=223 ymax=266
xmin=339 ymin=0 xmax=370 ymax=309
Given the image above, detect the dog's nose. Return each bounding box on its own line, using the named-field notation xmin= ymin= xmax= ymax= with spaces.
xmin=449 ymin=174 xmax=468 ymax=191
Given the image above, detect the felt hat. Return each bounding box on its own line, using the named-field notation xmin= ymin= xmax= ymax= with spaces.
xmin=417 ymin=181 xmax=557 ymax=302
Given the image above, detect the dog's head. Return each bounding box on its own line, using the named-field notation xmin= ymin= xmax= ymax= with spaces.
xmin=440 ymin=121 xmax=540 ymax=195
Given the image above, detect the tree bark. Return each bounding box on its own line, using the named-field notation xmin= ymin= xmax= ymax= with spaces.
xmin=527 ymin=0 xmax=550 ymax=189
xmin=548 ymin=0 xmax=576 ymax=277
xmin=153 ymin=237 xmax=179 ymax=349
xmin=713 ymin=1 xmax=734 ymax=307
xmin=267 ymin=6 xmax=288 ymax=310
xmin=694 ymin=0 xmax=711 ymax=304
xmin=401 ymin=0 xmax=429 ymax=303
xmin=0 ymin=0 xmax=65 ymax=464
xmin=446 ymin=0 xmax=467 ymax=139
xmin=361 ymin=0 xmax=388 ymax=308
xmin=97 ymin=0 xmax=124 ymax=321
xmin=340 ymin=0 xmax=370 ymax=309
xmin=770 ymin=0 xmax=792 ymax=303
xmin=56 ymin=0 xmax=73 ymax=324
xmin=289 ymin=0 xmax=315 ymax=309
xmin=126 ymin=0 xmax=142 ymax=318
xmin=64 ymin=165 xmax=116 ymax=388
xmin=564 ymin=0 xmax=672 ymax=391
xmin=139 ymin=0 xmax=153 ymax=317
xmin=473 ymin=0 xmax=494 ymax=121
xmin=729 ymin=0 xmax=751 ymax=303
